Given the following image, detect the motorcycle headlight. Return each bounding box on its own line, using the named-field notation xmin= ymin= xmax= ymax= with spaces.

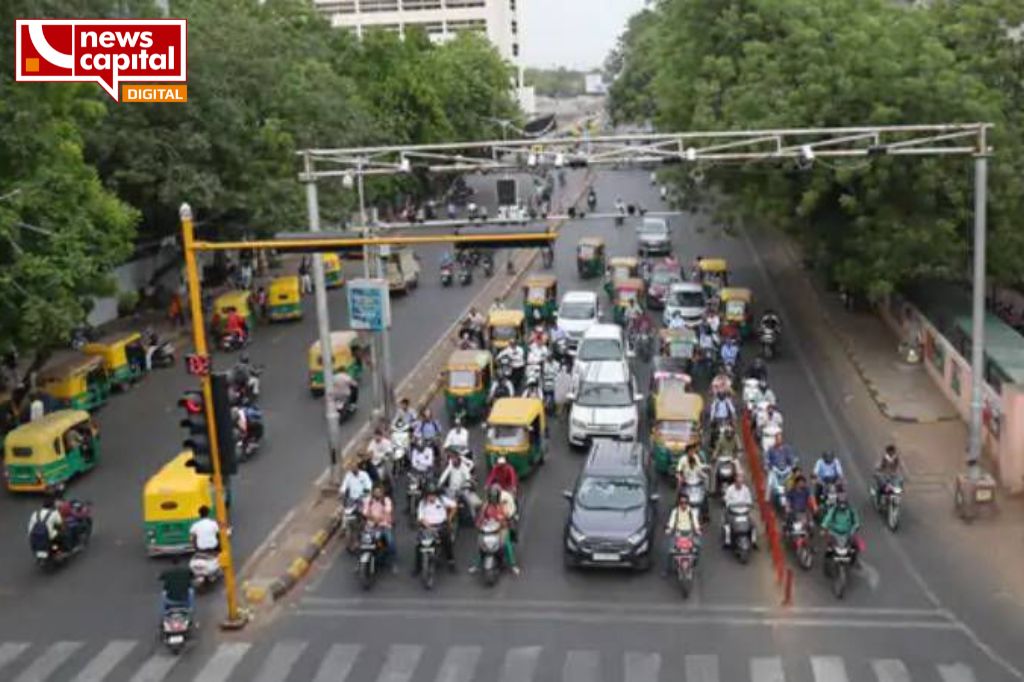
xmin=627 ymin=529 xmax=647 ymax=546
xmin=568 ymin=525 xmax=586 ymax=544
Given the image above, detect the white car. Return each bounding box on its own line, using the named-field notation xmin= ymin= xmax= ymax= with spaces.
xmin=572 ymin=324 xmax=631 ymax=386
xmin=556 ymin=291 xmax=600 ymax=350
xmin=663 ymin=282 xmax=706 ymax=327
xmin=568 ymin=360 xmax=641 ymax=447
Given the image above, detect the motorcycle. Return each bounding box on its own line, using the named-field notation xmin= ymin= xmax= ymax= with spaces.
xmin=669 ymin=532 xmax=698 ymax=599
xmin=481 ymin=254 xmax=494 ymax=278
xmin=541 ymin=246 xmax=554 ymax=269
xmin=477 ymin=519 xmax=505 ymax=586
xmin=760 ymin=324 xmax=778 ymax=360
xmin=235 ymin=406 xmax=264 ymax=462
xmin=342 ymin=500 xmax=364 ymax=553
xmin=189 ymin=551 xmax=222 ymax=591
xmin=823 ymin=531 xmax=856 ymax=599
xmin=144 ymin=332 xmax=176 ymax=370
xmin=741 ymin=378 xmax=762 ymax=413
xmin=630 ymin=327 xmax=653 ymax=362
xmin=440 ymin=264 xmax=454 ymax=287
xmin=712 ymin=455 xmax=738 ymax=497
xmin=815 ymin=479 xmax=840 ymax=521
xmin=357 ymin=525 xmax=389 ymax=590
xmin=457 ymin=265 xmax=473 ymax=287
xmin=161 ymin=604 xmax=194 ymax=654
xmin=786 ymin=512 xmax=814 ymax=570
xmin=723 ymin=503 xmax=755 ymax=564
xmin=390 ymin=423 xmax=411 ymax=477
xmin=406 ymin=472 xmax=426 ymax=525
xmin=29 ymin=502 xmax=93 ymax=569
xmin=586 ymin=191 xmax=597 ymax=211
xmin=872 ymin=475 xmax=904 ymax=532
xmin=219 ymin=331 xmax=248 ymax=352
xmin=417 ymin=525 xmax=441 ymax=590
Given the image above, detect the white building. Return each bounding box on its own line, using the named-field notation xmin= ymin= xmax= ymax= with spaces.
xmin=584 ymin=73 xmax=607 ymax=95
xmin=313 ymin=0 xmax=534 ymax=112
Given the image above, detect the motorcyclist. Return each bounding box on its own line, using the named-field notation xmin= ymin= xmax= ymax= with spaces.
xmin=758 ymin=379 xmax=777 ymax=407
xmin=541 ymin=355 xmax=559 ymax=408
xmin=614 ymin=197 xmax=626 ymax=215
xmin=51 ymin=484 xmax=88 ymax=550
xmin=765 ymin=435 xmax=798 ymax=499
xmin=415 ymin=483 xmax=457 ymax=574
xmin=27 ymin=496 xmax=64 ymax=553
xmin=440 ymin=250 xmax=454 ymax=270
xmin=708 ymin=391 xmax=737 ymax=431
xmin=526 ymin=337 xmax=548 ymax=367
xmin=340 ymin=459 xmax=374 ymax=506
xmin=820 ymin=490 xmax=862 ymax=555
xmin=760 ymin=309 xmax=782 ymax=334
xmin=785 ymin=474 xmax=817 ymax=528
xmin=224 ymin=308 xmax=248 ymax=344
xmin=361 ymin=483 xmax=397 ymax=572
xmin=159 ymin=555 xmax=195 ymax=618
xmin=395 ymin=398 xmax=417 ymax=431
xmin=722 ymin=472 xmax=754 ymax=547
xmin=366 ymin=429 xmax=395 ymax=487
xmin=712 ymin=423 xmax=742 ymax=462
xmin=488 ymin=369 xmax=516 ymax=404
xmin=705 ymin=308 xmax=722 ymax=337
xmin=465 ymin=308 xmax=486 ymax=345
xmin=528 ymin=324 xmax=548 ymax=348
xmin=720 ymin=336 xmax=740 ymax=371
xmin=232 ymin=353 xmax=260 ymax=399
xmin=675 ymin=447 xmax=707 ymax=492
xmin=667 ymin=310 xmax=687 ymax=330
xmin=873 ymin=444 xmax=908 ymax=507
xmin=758 ymin=402 xmax=783 ymax=435
xmin=485 ymin=455 xmax=519 ymax=494
xmin=409 ymin=436 xmax=437 ymax=478
xmin=331 ymin=371 xmax=359 ymax=416
xmin=438 ymin=448 xmax=480 ymax=518
xmin=521 ymin=369 xmax=543 ymax=400
xmin=443 ymin=418 xmax=470 ymax=454
xmin=413 ymin=408 xmax=443 ymax=448
xmin=662 ymin=491 xmax=701 ymax=576
xmin=189 ymin=505 xmax=221 ymax=554
xmin=745 ymin=357 xmax=768 ymax=384
xmin=469 ymin=485 xmax=520 ymax=576
xmin=812 ymin=450 xmax=845 ymax=503
xmin=710 ymin=371 xmax=733 ymax=398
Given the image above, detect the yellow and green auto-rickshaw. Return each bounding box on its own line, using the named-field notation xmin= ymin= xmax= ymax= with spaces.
xmin=3 ymin=409 xmax=99 ymax=492
xmin=485 ymin=397 xmax=547 ymax=477
xmin=698 ymin=258 xmax=729 ymax=298
xmin=659 ymin=327 xmax=698 ymax=364
xmin=211 ymin=290 xmax=254 ymax=337
xmin=323 ymin=252 xmax=345 ymax=289
xmin=604 ymin=256 xmax=640 ymax=298
xmin=720 ymin=287 xmax=753 ymax=339
xmin=308 ymin=331 xmax=365 ymax=396
xmin=651 ymin=389 xmax=704 ymax=475
xmin=444 ymin=349 xmax=492 ymax=423
xmin=487 ymin=309 xmax=526 ymax=352
xmin=576 ymin=237 xmax=606 ymax=279
xmin=39 ymin=353 xmax=110 ymax=411
xmin=143 ymin=450 xmax=217 ymax=555
xmin=523 ymin=274 xmax=558 ymax=325
xmin=612 ymin=277 xmax=646 ymax=326
xmin=82 ymin=331 xmax=146 ymax=390
xmin=268 ymin=275 xmax=303 ymax=322
xmin=648 ymin=356 xmax=693 ymax=418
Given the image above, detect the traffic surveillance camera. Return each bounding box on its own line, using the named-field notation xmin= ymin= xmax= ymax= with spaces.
xmin=399 ymin=156 xmax=411 ymax=173
xmin=800 ymin=145 xmax=815 ymax=162
xmin=684 ymin=147 xmax=697 ymax=162
xmin=527 ymin=153 xmax=538 ymax=167
xmin=341 ymin=172 xmax=354 ymax=190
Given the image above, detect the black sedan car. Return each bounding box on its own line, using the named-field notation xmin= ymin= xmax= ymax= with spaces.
xmin=563 ymin=440 xmax=658 ymax=570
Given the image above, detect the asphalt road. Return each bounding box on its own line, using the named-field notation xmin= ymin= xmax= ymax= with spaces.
xmin=0 ymin=170 xmax=1021 ymax=681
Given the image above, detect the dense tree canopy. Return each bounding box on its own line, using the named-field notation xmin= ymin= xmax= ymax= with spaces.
xmin=607 ymin=0 xmax=1024 ymax=297
xmin=0 ymin=0 xmax=518 ymax=356
xmin=525 ymin=67 xmax=587 ymax=98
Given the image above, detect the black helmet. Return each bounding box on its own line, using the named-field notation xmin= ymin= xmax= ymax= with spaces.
xmin=822 ymin=450 xmax=835 ymax=462
xmin=424 ymin=482 xmax=439 ymax=497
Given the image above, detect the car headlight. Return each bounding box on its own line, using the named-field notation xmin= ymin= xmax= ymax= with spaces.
xmin=620 ymin=419 xmax=636 ymax=431
xmin=627 ymin=529 xmax=647 ymax=546
xmin=569 ymin=525 xmax=587 ymax=544
xmin=571 ymin=417 xmax=588 ymax=430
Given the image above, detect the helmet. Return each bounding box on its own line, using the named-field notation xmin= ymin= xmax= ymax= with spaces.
xmin=488 ymin=485 xmax=501 ymax=503
xmin=424 ymin=482 xmax=439 ymax=497
xmin=822 ymin=450 xmax=835 ymax=462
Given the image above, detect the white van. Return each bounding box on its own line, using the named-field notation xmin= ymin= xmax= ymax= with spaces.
xmin=663 ymin=282 xmax=706 ymax=327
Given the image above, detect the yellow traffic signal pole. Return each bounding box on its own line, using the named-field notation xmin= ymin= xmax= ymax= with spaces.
xmin=178 ymin=203 xmax=247 ymax=629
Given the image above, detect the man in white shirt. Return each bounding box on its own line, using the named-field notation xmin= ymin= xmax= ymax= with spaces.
xmin=437 ymin=449 xmax=480 ymax=517
xmin=415 ymin=485 xmax=456 ymax=574
xmin=722 ymin=473 xmax=755 ymax=548
xmin=367 ymin=430 xmax=393 ymax=468
xmin=339 ymin=461 xmax=373 ymax=506
xmin=443 ymin=419 xmax=470 ymax=453
xmin=409 ymin=438 xmax=436 ymax=476
xmin=189 ymin=506 xmax=221 ymax=553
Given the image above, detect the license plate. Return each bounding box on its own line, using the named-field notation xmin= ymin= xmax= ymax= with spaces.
xmin=592 ymin=552 xmax=619 ymax=562
xmin=976 ymin=488 xmax=993 ymax=501
xmin=168 ymin=635 xmax=183 ymax=645
xmin=35 ymin=551 xmax=47 ymax=558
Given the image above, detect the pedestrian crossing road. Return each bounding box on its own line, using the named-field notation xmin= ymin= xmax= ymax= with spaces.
xmin=0 ymin=638 xmax=986 ymax=682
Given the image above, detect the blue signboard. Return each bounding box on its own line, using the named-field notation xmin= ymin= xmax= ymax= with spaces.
xmin=347 ymin=278 xmax=390 ymax=331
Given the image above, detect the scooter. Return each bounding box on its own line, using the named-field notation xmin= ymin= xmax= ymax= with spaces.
xmin=541 ymin=246 xmax=554 ymax=269
xmin=760 ymin=324 xmax=779 ymax=360
xmin=219 ymin=331 xmax=248 ymax=352
xmin=477 ymin=519 xmax=505 ymax=586
xmin=760 ymin=422 xmax=783 ymax=460
xmin=586 ymin=191 xmax=597 ymax=211
xmin=189 ymin=551 xmax=222 ymax=591
xmin=481 ymin=254 xmax=494 ymax=278
xmin=669 ymin=532 xmax=698 ymax=599
xmin=235 ymin=406 xmax=264 ymax=462
xmin=144 ymin=332 xmax=176 ymax=370
xmin=358 ymin=525 xmax=389 ymax=590
xmin=823 ymin=531 xmax=856 ymax=599
xmin=457 ymin=265 xmax=473 ymax=286
xmin=682 ymin=477 xmax=710 ymax=524
xmin=161 ymin=604 xmax=194 ymax=654
xmin=742 ymin=378 xmax=762 ymax=413
xmin=712 ymin=455 xmax=738 ymax=497
xmin=723 ymin=503 xmax=755 ymax=564
xmin=390 ymin=424 xmax=411 ymax=477
xmin=440 ymin=264 xmax=454 ymax=287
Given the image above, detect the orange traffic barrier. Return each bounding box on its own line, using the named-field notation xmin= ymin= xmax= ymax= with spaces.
xmin=741 ymin=411 xmax=789 ymax=602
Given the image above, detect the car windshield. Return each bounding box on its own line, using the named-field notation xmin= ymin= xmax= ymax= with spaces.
xmin=579 ymin=338 xmax=622 ymax=361
xmin=560 ymin=301 xmax=596 ymax=320
xmin=577 ymin=381 xmax=633 ymax=407
xmin=672 ymin=290 xmax=704 ymax=307
xmin=656 ymin=420 xmax=695 ymax=440
xmin=491 ymin=326 xmax=518 ymax=341
xmin=579 ymin=246 xmax=595 ymax=258
xmin=527 ymin=286 xmax=548 ymax=301
xmin=448 ymin=369 xmax=476 ymax=389
xmin=725 ymin=300 xmax=746 ymax=316
xmin=639 ymin=222 xmax=667 ymax=235
xmin=650 ymin=270 xmax=677 ymax=286
xmin=577 ymin=476 xmax=646 ymax=511
xmin=488 ymin=425 xmax=527 ymax=447
xmin=656 ymin=376 xmax=689 ymax=393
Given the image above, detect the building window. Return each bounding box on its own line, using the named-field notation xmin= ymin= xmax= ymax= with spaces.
xmin=509 ymin=0 xmax=516 ymax=10
xmin=512 ymin=42 xmax=519 ymax=57
xmin=402 ymin=0 xmax=442 ymax=9
xmin=364 ymin=22 xmax=402 ymax=32
xmin=359 ymin=0 xmax=399 ymax=12
xmin=448 ymin=18 xmax=487 ymax=33
xmin=511 ymin=20 xmax=517 ymax=34
xmin=318 ymin=0 xmax=357 ymax=12
xmin=445 ymin=0 xmax=485 ymax=8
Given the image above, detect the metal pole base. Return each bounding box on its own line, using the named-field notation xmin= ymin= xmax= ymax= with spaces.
xmin=219 ymin=609 xmax=251 ymax=631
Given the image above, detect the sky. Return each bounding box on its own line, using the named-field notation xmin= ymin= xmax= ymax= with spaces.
xmin=520 ymin=0 xmax=648 ymax=71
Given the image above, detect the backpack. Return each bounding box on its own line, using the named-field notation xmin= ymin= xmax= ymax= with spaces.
xmin=29 ymin=510 xmax=53 ymax=551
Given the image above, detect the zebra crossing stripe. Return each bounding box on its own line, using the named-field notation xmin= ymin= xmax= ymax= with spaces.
xmin=13 ymin=641 xmax=82 ymax=682
xmin=311 ymin=644 xmax=363 ymax=682
xmin=871 ymin=658 xmax=911 ymax=682
xmin=434 ymin=645 xmax=481 ymax=682
xmin=127 ymin=653 xmax=179 ymax=682
xmin=685 ymin=654 xmax=720 ymax=682
xmin=498 ymin=646 xmax=542 ymax=682
xmin=253 ymin=641 xmax=308 ymax=682
xmin=938 ymin=663 xmax=977 ymax=682
xmin=192 ymin=643 xmax=252 ymax=682
xmin=562 ymin=649 xmax=600 ymax=682
xmin=376 ymin=644 xmax=423 ymax=682
xmin=69 ymin=640 xmax=137 ymax=682
xmin=623 ymin=652 xmax=661 ymax=682
xmin=810 ymin=656 xmax=849 ymax=682
xmin=0 ymin=643 xmax=29 ymax=676
xmin=750 ymin=657 xmax=786 ymax=682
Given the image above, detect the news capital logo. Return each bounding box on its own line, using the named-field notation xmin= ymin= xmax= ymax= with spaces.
xmin=15 ymin=18 xmax=187 ymax=102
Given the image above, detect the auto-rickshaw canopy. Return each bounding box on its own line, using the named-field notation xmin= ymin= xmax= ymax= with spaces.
xmin=447 ymin=349 xmax=491 ymax=373
xmin=698 ymin=258 xmax=728 ymax=274
xmin=488 ymin=309 xmax=526 ymax=330
xmin=523 ymin=274 xmax=557 ymax=303
xmin=269 ymin=275 xmax=300 ymax=299
xmin=577 ymin=237 xmax=605 ymax=255
xmin=608 ymin=256 xmax=639 ymax=278
xmin=488 ymin=397 xmax=544 ymax=428
xmin=143 ymin=450 xmax=213 ymax=523
xmin=654 ymin=389 xmax=704 ymax=422
xmin=309 ymin=331 xmax=362 ymax=370
xmin=82 ymin=332 xmax=142 ymax=369
xmin=214 ymin=290 xmax=252 ymax=317
xmin=39 ymin=354 xmax=108 ymax=401
xmin=3 ymin=409 xmax=92 ymax=465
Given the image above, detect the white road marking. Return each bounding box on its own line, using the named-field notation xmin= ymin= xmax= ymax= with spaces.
xmin=685 ymin=653 xmax=719 ymax=682
xmin=562 ymin=649 xmax=600 ymax=682
xmin=127 ymin=653 xmax=179 ymax=682
xmin=938 ymin=663 xmax=978 ymax=682
xmin=311 ymin=643 xmax=363 ymax=682
xmin=375 ymin=644 xmax=423 ymax=682
xmin=750 ymin=656 xmax=786 ymax=682
xmin=12 ymin=641 xmax=82 ymax=682
xmin=0 ymin=643 xmax=29 ymax=675
xmin=498 ymin=646 xmax=542 ymax=682
xmin=192 ymin=643 xmax=252 ymax=682
xmin=858 ymin=558 xmax=881 ymax=591
xmin=810 ymin=656 xmax=849 ymax=682
xmin=434 ymin=645 xmax=481 ymax=682
xmin=871 ymin=658 xmax=911 ymax=682
xmin=253 ymin=641 xmax=307 ymax=682
xmin=70 ymin=640 xmax=137 ymax=682
xmin=623 ymin=651 xmax=660 ymax=682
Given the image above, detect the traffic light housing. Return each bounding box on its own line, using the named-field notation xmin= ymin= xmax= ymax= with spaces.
xmin=178 ymin=374 xmax=237 ymax=476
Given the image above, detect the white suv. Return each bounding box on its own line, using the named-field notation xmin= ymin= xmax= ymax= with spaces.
xmin=568 ymin=360 xmax=641 ymax=447
xmin=556 ymin=291 xmax=600 ymax=350
xmin=573 ymin=324 xmax=630 ymax=386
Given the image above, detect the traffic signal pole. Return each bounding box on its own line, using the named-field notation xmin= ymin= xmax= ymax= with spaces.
xmin=178 ymin=203 xmax=246 ymax=629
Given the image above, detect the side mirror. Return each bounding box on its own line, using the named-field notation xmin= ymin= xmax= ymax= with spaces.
xmin=562 ymin=489 xmax=573 ymax=501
